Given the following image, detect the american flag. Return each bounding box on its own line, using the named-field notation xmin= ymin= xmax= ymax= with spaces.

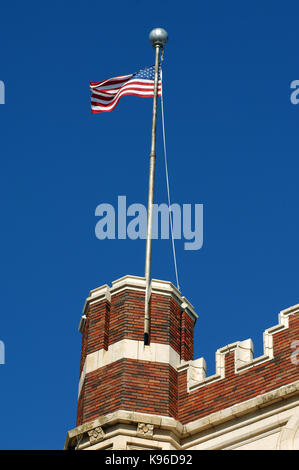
xmin=90 ymin=65 xmax=162 ymax=113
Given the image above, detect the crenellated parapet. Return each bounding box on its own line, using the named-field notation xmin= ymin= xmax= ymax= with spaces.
xmin=65 ymin=276 xmax=299 ymax=450
xmin=182 ymin=304 xmax=299 ymax=393
xmin=178 ymin=305 xmax=299 ymax=424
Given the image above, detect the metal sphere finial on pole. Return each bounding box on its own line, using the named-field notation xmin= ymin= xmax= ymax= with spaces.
xmin=149 ymin=28 xmax=168 ymax=48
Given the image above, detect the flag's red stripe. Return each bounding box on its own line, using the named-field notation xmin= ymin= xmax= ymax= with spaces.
xmin=91 ymin=85 xmax=162 ymax=102
xmin=91 ymin=84 xmax=162 ymax=104
xmin=91 ymin=83 xmax=162 ymax=98
xmin=91 ymin=81 xmax=161 ymax=93
xmin=91 ymin=79 xmax=161 ymax=94
xmin=91 ymin=88 xmax=162 ymax=112
xmin=91 ymin=78 xmax=161 ymax=89
xmin=90 ymin=74 xmax=132 ymax=87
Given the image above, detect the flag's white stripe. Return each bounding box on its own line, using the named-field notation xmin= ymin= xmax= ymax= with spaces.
xmin=92 ymin=80 xmax=161 ymax=95
xmin=91 ymin=85 xmax=161 ymax=106
xmin=92 ymin=80 xmax=130 ymax=91
xmin=92 ymin=78 xmax=161 ymax=92
xmin=91 ymin=88 xmax=161 ymax=103
xmin=91 ymin=90 xmax=161 ymax=105
xmin=91 ymin=83 xmax=161 ymax=98
xmin=91 ymin=85 xmax=161 ymax=105
xmin=128 ymin=78 xmax=159 ymax=84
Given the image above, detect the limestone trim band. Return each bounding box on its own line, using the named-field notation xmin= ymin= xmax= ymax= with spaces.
xmin=67 ymin=380 xmax=299 ymax=450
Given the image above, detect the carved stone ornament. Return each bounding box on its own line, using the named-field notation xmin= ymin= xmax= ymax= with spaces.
xmin=137 ymin=422 xmax=154 ymax=437
xmin=87 ymin=426 xmax=105 ymax=444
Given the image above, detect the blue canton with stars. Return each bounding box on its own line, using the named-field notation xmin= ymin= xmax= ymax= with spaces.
xmin=132 ymin=64 xmax=161 ymax=81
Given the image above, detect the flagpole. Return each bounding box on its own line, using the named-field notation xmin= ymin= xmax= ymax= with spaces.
xmin=144 ymin=28 xmax=168 ymax=345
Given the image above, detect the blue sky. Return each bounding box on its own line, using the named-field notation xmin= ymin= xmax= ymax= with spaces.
xmin=1 ymin=0 xmax=299 ymax=449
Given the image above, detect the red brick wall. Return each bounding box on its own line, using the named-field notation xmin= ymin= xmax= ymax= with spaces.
xmin=82 ymin=290 xmax=195 ymax=356
xmin=87 ymin=300 xmax=110 ymax=354
xmin=180 ymin=311 xmax=194 ymax=361
xmin=108 ymin=291 xmax=144 ymax=345
xmin=77 ymin=288 xmax=195 ymax=426
xmin=149 ymin=294 xmax=183 ymax=354
xmin=77 ymin=359 xmax=177 ymax=426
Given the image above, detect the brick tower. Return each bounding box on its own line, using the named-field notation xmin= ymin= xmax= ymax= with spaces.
xmin=65 ymin=275 xmax=299 ymax=450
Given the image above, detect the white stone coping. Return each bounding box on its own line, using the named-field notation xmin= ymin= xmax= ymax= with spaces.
xmin=183 ymin=381 xmax=299 ymax=438
xmin=65 ymin=380 xmax=299 ymax=449
xmin=180 ymin=304 xmax=299 ymax=392
xmin=79 ymin=275 xmax=198 ymax=331
xmin=78 ymin=315 xmax=87 ymax=334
